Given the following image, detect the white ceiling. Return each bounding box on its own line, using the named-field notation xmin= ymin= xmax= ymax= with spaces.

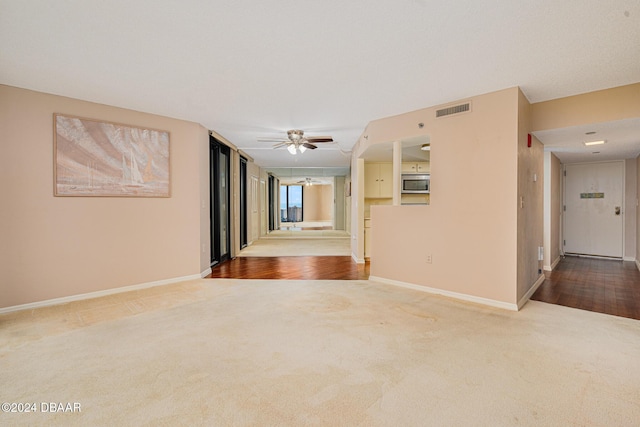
xmin=534 ymin=118 xmax=640 ymax=164
xmin=1 ymin=1 xmax=639 ymax=168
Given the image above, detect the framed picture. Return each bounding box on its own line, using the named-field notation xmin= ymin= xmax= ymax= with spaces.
xmin=54 ymin=114 xmax=170 ymax=197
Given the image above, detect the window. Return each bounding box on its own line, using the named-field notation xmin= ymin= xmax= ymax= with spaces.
xmin=280 ymin=185 xmax=303 ymax=222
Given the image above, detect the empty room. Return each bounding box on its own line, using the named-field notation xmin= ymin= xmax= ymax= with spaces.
xmin=1 ymin=1 xmax=639 ymax=425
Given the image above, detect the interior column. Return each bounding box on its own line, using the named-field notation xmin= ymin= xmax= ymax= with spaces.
xmin=392 ymin=140 xmax=402 ymax=206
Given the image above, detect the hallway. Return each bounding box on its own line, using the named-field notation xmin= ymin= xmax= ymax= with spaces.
xmin=532 ymin=256 xmax=640 ymax=320
xmin=209 ymin=224 xmax=366 ymax=280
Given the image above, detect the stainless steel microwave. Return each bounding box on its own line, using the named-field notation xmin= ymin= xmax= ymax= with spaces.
xmin=401 ymin=174 xmax=430 ymax=194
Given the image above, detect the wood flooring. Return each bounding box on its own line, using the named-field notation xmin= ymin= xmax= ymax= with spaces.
xmin=532 ymin=256 xmax=640 ymax=320
xmin=208 ymin=253 xmax=640 ymax=321
xmin=207 ymin=256 xmax=370 ymax=280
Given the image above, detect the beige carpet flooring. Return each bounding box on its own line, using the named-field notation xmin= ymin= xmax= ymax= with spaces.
xmin=238 ymin=230 xmax=351 ymax=257
xmin=1 ymin=278 xmax=639 ymax=426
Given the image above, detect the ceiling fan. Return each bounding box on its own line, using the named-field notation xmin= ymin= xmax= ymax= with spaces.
xmin=259 ymin=129 xmax=334 ymax=155
xmin=296 ymin=177 xmax=323 ymax=186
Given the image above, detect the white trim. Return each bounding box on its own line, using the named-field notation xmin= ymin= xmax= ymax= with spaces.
xmin=352 ymin=253 xmax=365 ymax=264
xmin=369 ymin=275 xmax=518 ymax=311
xmin=201 ymin=268 xmax=212 ymax=278
xmin=543 ymin=255 xmax=562 ymax=272
xmin=0 ymin=273 xmax=203 ymax=315
xmin=517 ymin=274 xmax=546 ymax=310
xmin=636 ymin=259 xmax=640 ymax=272
xmin=623 ymin=256 xmax=635 ymax=262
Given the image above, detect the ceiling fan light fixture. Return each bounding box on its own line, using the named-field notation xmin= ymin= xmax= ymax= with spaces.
xmin=288 ymin=129 xmax=303 ymax=142
xmin=287 ymin=144 xmax=297 ymax=155
xmin=299 ymin=144 xmax=307 ymax=153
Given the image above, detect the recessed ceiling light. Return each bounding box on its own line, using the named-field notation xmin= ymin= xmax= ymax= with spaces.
xmin=584 ymin=140 xmax=605 ymax=146
xmin=421 ymin=143 xmax=430 ymax=151
xmin=585 ymin=131 xmax=596 ymax=135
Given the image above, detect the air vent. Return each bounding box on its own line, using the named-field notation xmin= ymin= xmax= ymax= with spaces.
xmin=436 ymin=102 xmax=470 ymax=118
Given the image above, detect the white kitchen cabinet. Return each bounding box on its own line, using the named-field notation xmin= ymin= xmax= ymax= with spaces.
xmin=364 ymin=163 xmax=393 ymax=198
xmin=401 ymin=162 xmax=430 ymax=174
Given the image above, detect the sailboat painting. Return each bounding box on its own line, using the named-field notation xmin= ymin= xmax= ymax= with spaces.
xmin=54 ymin=114 xmax=170 ymax=197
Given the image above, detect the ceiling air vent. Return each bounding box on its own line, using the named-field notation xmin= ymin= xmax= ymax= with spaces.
xmin=436 ymin=102 xmax=470 ymax=118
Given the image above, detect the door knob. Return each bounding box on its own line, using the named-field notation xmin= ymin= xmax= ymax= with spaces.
xmin=615 ymin=206 xmax=621 ymax=215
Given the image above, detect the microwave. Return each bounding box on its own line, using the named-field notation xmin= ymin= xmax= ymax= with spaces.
xmin=401 ymin=174 xmax=430 ymax=194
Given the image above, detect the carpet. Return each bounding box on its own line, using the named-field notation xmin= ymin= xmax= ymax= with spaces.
xmin=238 ymin=233 xmax=351 ymax=257
xmin=1 ymin=279 xmax=639 ymax=426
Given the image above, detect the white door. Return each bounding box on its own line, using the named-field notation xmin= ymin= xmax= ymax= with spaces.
xmin=563 ymin=161 xmax=624 ymax=257
xmin=250 ymin=176 xmax=259 ymax=241
xmin=260 ymin=179 xmax=267 ymax=236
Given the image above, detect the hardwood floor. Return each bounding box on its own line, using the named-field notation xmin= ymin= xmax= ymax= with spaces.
xmin=207 ymin=256 xmax=370 ymax=280
xmin=532 ymin=256 xmax=640 ymax=320
xmin=208 ymin=254 xmax=640 ymax=321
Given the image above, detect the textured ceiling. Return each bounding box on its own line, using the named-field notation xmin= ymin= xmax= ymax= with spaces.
xmin=1 ymin=0 xmax=639 ymax=168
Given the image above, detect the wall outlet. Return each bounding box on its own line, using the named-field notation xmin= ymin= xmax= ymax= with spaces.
xmin=426 ymin=254 xmax=432 ymax=264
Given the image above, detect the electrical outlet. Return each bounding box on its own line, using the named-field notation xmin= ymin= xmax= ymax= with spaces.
xmin=426 ymin=254 xmax=432 ymax=264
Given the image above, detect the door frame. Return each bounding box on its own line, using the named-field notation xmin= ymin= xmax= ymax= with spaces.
xmin=239 ymin=156 xmax=248 ymax=249
xmin=562 ymin=160 xmax=625 ymax=259
xmin=209 ymin=136 xmax=231 ymax=266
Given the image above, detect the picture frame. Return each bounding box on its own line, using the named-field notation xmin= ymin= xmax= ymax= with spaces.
xmin=54 ymin=114 xmax=170 ymax=197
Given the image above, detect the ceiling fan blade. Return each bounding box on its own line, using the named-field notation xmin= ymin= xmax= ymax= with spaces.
xmin=302 ymin=143 xmax=317 ymax=149
xmin=258 ymin=138 xmax=288 ymax=142
xmin=305 ymin=136 xmax=333 ymax=143
xmin=273 ymin=142 xmax=290 ymax=148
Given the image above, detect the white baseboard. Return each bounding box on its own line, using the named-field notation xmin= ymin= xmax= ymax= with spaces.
xmin=623 ymin=256 xmax=635 ymax=262
xmin=352 ymin=253 xmax=365 ymax=264
xmin=517 ymin=274 xmax=546 ymax=310
xmin=368 ymin=275 xmax=518 ymax=311
xmin=543 ymin=256 xmax=562 ymax=272
xmin=636 ymin=259 xmax=640 ymax=272
xmin=0 ymin=273 xmax=204 ymax=315
xmin=201 ymin=268 xmax=212 ymax=278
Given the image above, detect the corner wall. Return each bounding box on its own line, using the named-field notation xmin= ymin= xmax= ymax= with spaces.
xmin=366 ymin=88 xmax=520 ymax=306
xmin=543 ymin=152 xmax=562 ymax=270
xmin=624 ymin=159 xmax=637 ymax=261
xmin=637 ymin=155 xmax=640 ymax=269
xmin=516 ymin=89 xmax=544 ymax=303
xmin=0 ymin=85 xmax=208 ymax=309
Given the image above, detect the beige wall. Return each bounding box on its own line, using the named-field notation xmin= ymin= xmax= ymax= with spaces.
xmin=625 ymin=159 xmax=637 ymax=261
xmin=544 ymin=152 xmax=562 ymax=270
xmin=198 ymin=132 xmax=211 ymax=274
xmin=517 ymin=89 xmax=545 ymax=302
xmin=638 ymin=155 xmax=640 ymax=267
xmin=364 ymin=88 xmax=521 ymax=305
xmin=531 ymin=83 xmax=640 ymax=131
xmin=302 ymin=184 xmax=333 ymax=221
xmin=0 ymin=85 xmax=208 ymax=308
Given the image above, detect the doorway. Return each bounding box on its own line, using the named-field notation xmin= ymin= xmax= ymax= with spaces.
xmin=210 ymin=136 xmax=231 ymax=266
xmin=268 ymin=175 xmax=280 ymax=232
xmin=239 ymin=156 xmax=248 ymax=249
xmin=563 ymin=161 xmax=624 ymax=258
